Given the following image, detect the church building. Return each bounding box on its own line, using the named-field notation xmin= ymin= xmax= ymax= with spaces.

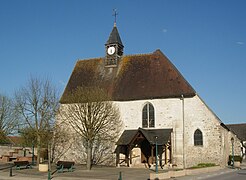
xmin=59 ymin=21 xmax=241 ymax=168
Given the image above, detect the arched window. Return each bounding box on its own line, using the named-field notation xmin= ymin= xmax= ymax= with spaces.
xmin=142 ymin=103 xmax=155 ymax=128
xmin=194 ymin=129 xmax=203 ymax=146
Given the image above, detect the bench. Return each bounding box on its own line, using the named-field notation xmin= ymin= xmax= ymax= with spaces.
xmin=56 ymin=161 xmax=75 ymax=173
xmin=14 ymin=161 xmax=32 ymax=170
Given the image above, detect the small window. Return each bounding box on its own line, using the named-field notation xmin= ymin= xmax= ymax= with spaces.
xmin=194 ymin=129 xmax=203 ymax=146
xmin=142 ymin=103 xmax=155 ymax=128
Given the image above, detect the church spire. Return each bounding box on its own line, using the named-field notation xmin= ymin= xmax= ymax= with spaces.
xmin=106 ymin=24 xmax=123 ymax=47
xmin=113 ymin=9 xmax=118 ymax=27
xmin=105 ymin=9 xmax=124 ymax=67
xmin=106 ymin=9 xmax=123 ymax=46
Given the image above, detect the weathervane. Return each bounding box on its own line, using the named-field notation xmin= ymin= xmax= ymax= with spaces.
xmin=113 ymin=9 xmax=118 ymax=26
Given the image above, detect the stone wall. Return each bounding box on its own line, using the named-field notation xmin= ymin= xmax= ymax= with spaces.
xmin=55 ymin=105 xmax=118 ymax=165
xmin=116 ymin=98 xmax=182 ymax=130
xmin=115 ymin=98 xmax=184 ymax=167
xmin=183 ymin=96 xmax=241 ymax=167
xmin=57 ymin=95 xmax=241 ymax=168
xmin=115 ymin=95 xmax=241 ymax=168
xmin=184 ymin=96 xmax=221 ymax=167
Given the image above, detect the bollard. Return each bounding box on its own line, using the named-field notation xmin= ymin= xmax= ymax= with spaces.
xmin=9 ymin=166 xmax=13 ymax=177
xmin=118 ymin=171 xmax=122 ymax=180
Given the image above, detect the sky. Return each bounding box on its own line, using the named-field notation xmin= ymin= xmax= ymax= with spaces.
xmin=0 ymin=0 xmax=245 ymax=124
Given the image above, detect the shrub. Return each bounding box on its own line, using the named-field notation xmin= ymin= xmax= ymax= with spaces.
xmin=190 ymin=163 xmax=216 ymax=169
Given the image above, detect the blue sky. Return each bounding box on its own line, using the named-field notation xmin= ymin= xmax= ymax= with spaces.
xmin=0 ymin=0 xmax=245 ymax=124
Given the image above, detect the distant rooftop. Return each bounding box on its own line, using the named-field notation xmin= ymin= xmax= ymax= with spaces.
xmin=226 ymin=123 xmax=246 ymax=141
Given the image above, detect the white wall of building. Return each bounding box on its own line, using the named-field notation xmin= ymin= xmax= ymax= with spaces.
xmin=57 ymin=95 xmax=241 ymax=167
xmin=114 ymin=95 xmax=241 ymax=168
xmin=115 ymin=98 xmax=182 ymax=130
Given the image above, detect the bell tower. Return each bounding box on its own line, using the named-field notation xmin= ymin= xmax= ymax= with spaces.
xmin=105 ymin=10 xmax=124 ymax=67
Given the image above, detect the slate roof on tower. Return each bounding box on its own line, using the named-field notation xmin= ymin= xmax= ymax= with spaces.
xmin=60 ymin=50 xmax=196 ymax=103
xmin=106 ymin=24 xmax=124 ymax=46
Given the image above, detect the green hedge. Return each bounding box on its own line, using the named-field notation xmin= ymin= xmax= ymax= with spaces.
xmin=190 ymin=163 xmax=217 ymax=169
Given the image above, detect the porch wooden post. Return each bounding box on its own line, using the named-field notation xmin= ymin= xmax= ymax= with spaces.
xmin=116 ymin=149 xmax=120 ymax=166
xmin=151 ymin=145 xmax=154 ymax=165
xmin=159 ymin=146 xmax=163 ymax=168
xmin=129 ymin=149 xmax=132 ymax=165
xmin=165 ymin=145 xmax=167 ymax=164
xmin=126 ymin=146 xmax=130 ymax=167
xmin=169 ymin=143 xmax=172 ymax=164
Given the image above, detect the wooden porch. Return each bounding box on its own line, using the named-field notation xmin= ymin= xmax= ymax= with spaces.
xmin=115 ymin=128 xmax=172 ymax=168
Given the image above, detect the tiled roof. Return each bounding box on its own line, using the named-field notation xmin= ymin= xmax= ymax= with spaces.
xmin=7 ymin=136 xmax=24 ymax=145
xmin=116 ymin=129 xmax=137 ymax=145
xmin=60 ymin=49 xmax=196 ymax=103
xmin=226 ymin=123 xmax=246 ymax=141
xmin=116 ymin=128 xmax=173 ymax=145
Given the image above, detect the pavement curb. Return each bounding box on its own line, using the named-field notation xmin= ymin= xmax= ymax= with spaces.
xmin=150 ymin=166 xmax=223 ymax=180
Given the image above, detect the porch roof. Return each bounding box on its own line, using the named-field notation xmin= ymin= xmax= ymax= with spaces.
xmin=116 ymin=128 xmax=173 ymax=146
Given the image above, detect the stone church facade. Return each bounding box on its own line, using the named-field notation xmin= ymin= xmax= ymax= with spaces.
xmin=115 ymin=95 xmax=240 ymax=168
xmin=58 ymin=22 xmax=241 ymax=168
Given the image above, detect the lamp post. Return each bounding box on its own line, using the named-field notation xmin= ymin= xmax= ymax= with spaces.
xmin=231 ymin=137 xmax=234 ymax=168
xmin=155 ymin=136 xmax=158 ymax=174
xmin=48 ymin=142 xmax=51 ymax=180
xmin=47 ymin=129 xmax=53 ymax=180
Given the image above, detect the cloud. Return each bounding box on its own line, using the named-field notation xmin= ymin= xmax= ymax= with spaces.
xmin=236 ymin=41 xmax=244 ymax=45
xmin=162 ymin=29 xmax=167 ymax=33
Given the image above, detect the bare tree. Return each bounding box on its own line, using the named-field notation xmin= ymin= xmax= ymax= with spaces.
xmin=15 ymin=77 xmax=59 ymax=164
xmin=58 ymin=87 xmax=122 ymax=170
xmin=50 ymin=122 xmax=72 ymax=163
xmin=0 ymin=94 xmax=17 ymax=143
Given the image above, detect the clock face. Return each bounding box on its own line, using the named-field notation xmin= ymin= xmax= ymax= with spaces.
xmin=107 ymin=46 xmax=116 ymax=55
